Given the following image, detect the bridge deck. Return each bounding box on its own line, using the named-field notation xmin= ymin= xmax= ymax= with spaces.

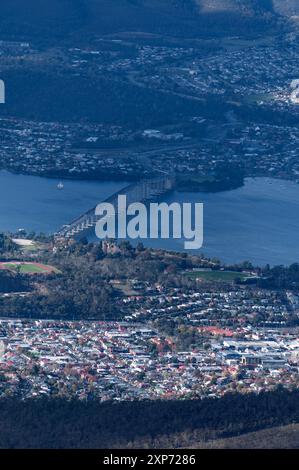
xmin=55 ymin=176 xmax=175 ymax=239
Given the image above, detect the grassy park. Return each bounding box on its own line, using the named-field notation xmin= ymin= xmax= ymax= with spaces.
xmin=0 ymin=262 xmax=60 ymax=275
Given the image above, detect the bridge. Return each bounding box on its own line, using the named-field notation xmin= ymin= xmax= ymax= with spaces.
xmin=55 ymin=175 xmax=176 ymax=239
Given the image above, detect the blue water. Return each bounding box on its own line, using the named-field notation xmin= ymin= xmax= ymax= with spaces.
xmin=155 ymin=177 xmax=299 ymax=266
xmin=1 ymin=170 xmax=299 ymax=266
xmin=0 ymin=170 xmax=127 ymax=234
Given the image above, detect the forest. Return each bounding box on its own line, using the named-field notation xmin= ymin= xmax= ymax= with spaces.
xmin=0 ymin=388 xmax=298 ymax=448
xmin=258 ymin=263 xmax=299 ymax=290
xmin=0 ymin=271 xmax=29 ymax=294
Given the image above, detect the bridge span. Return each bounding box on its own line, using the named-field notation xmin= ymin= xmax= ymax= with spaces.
xmin=55 ymin=175 xmax=175 ymax=239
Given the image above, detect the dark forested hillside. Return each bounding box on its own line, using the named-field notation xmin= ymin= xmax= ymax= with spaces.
xmin=0 ymin=390 xmax=299 ymax=448
xmin=0 ymin=0 xmax=280 ymax=44
xmin=196 ymin=423 xmax=299 ymax=449
xmin=3 ymin=1 xmax=298 ymax=46
xmin=0 ymin=1 xmax=283 ymax=125
xmin=0 ymin=0 xmax=87 ymax=41
xmin=0 ymin=271 xmax=29 ymax=293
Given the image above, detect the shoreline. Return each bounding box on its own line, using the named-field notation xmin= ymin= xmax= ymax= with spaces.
xmin=2 ymin=167 xmax=299 ymax=194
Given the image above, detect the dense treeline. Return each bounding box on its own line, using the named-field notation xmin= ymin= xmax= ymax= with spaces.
xmin=259 ymin=263 xmax=299 ymax=290
xmin=197 ymin=423 xmax=299 ymax=449
xmin=0 ymin=234 xmax=18 ymax=255
xmin=0 ymin=271 xmax=29 ymax=294
xmin=0 ymin=389 xmax=298 ymax=448
xmin=0 ymin=68 xmax=206 ymax=127
xmin=177 ymin=163 xmax=245 ymax=193
xmin=0 ymin=235 xmax=29 ymax=293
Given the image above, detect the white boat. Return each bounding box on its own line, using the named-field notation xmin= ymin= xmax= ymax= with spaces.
xmin=57 ymin=182 xmax=64 ymax=190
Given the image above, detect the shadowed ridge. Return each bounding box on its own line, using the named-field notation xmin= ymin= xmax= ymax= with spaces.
xmin=0 ymin=0 xmax=279 ymax=44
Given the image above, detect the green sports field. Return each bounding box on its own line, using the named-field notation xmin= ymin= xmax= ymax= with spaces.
xmin=0 ymin=262 xmax=59 ymax=274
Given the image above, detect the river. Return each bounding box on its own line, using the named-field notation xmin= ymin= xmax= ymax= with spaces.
xmin=0 ymin=170 xmax=128 ymax=234
xmin=1 ymin=171 xmax=299 ymax=266
xmin=152 ymin=177 xmax=299 ymax=266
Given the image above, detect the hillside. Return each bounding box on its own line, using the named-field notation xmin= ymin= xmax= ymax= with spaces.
xmin=0 ymin=0 xmax=279 ymax=43
xmin=0 ymin=0 xmax=87 ymax=39
xmin=0 ymin=390 xmax=299 ymax=448
xmin=196 ymin=423 xmax=299 ymax=449
xmin=3 ymin=0 xmax=299 ymax=44
xmin=0 ymin=1 xmax=292 ymax=126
